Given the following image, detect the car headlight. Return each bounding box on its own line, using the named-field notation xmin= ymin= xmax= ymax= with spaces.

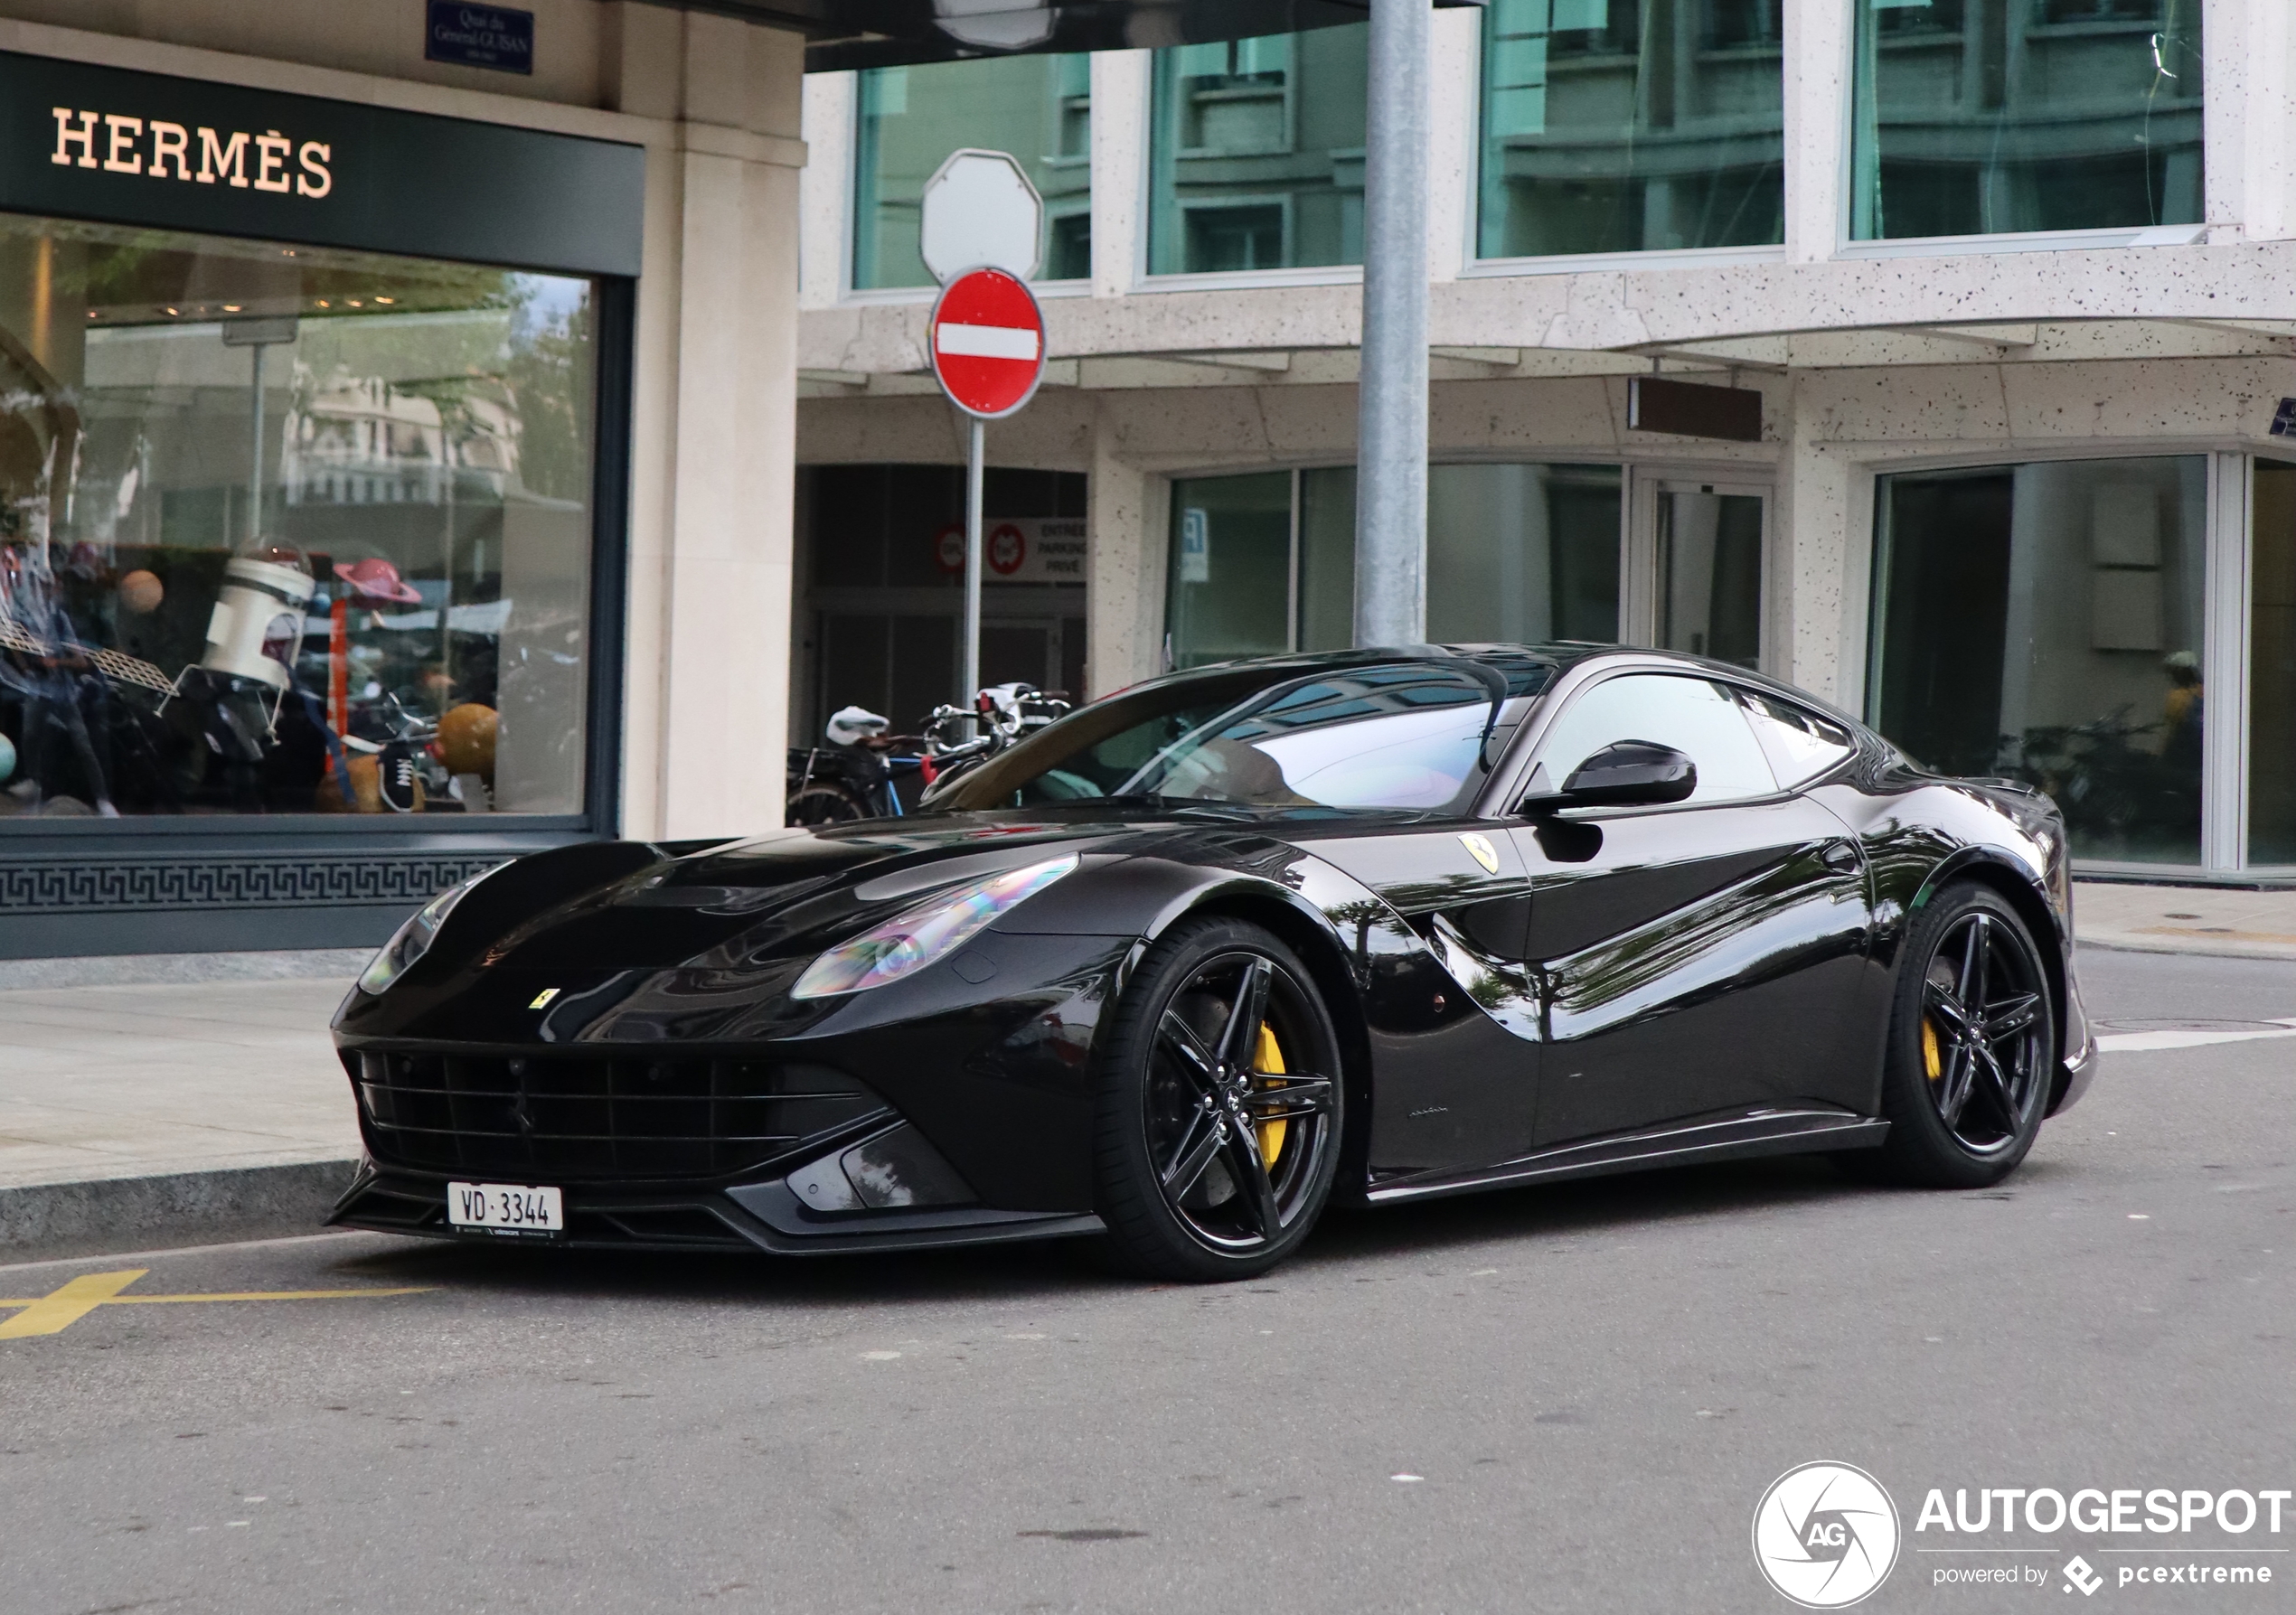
xmin=791 ymin=854 xmax=1079 ymax=1000
xmin=356 ymin=863 xmax=511 ymax=996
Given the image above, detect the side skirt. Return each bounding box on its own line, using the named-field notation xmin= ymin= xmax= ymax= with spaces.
xmin=1363 ymin=1109 xmax=1889 ymax=1207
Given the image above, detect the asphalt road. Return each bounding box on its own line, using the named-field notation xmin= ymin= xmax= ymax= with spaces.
xmin=3 ymin=946 xmax=2291 ymax=1614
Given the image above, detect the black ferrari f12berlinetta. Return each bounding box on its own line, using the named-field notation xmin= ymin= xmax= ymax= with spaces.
xmin=333 ymin=645 xmax=2094 ymax=1280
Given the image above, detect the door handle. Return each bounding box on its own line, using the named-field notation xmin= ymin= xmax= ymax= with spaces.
xmin=1820 ymin=840 xmax=1860 ymax=871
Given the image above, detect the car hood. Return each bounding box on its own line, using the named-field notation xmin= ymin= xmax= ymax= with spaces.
xmin=458 ymin=802 xmax=1447 ymax=972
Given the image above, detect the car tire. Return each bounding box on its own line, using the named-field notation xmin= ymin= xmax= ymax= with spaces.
xmin=1858 ymin=881 xmax=2056 ymax=1189
xmin=1093 ymin=916 xmax=1345 ymax=1282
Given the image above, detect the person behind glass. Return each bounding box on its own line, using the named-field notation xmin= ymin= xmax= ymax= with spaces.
xmin=2161 ymin=650 xmax=2204 ymax=773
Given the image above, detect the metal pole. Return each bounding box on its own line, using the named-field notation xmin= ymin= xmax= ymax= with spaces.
xmin=1353 ymin=0 xmax=1431 ymax=648
xmin=248 ymin=343 xmax=267 ymax=547
xmin=962 ymin=414 xmax=984 ymax=712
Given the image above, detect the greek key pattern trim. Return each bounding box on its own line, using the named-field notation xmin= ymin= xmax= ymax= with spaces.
xmin=0 ymin=854 xmax=504 ymax=914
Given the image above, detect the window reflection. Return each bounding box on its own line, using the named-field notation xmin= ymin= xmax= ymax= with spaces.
xmin=2249 ymin=461 xmax=2296 ymax=866
xmin=1478 ymin=0 xmax=1786 ymax=260
xmin=1869 ymin=457 xmax=2207 ymax=864
xmin=853 ymin=54 xmax=1092 ymax=289
xmin=1298 ymin=465 xmax=1622 ymax=651
xmin=0 ymin=215 xmax=595 ymax=819
xmin=1148 ymin=28 xmax=1367 ymax=275
xmin=1166 ymin=472 xmax=1291 ymax=670
xmin=1850 ymin=0 xmax=2203 ymax=239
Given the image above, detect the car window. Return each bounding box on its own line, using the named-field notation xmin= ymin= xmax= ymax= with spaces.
xmin=942 ymin=660 xmax=1551 ymax=814
xmin=1528 ymin=672 xmax=1779 ymax=806
xmin=1736 ymin=689 xmax=1857 ymax=786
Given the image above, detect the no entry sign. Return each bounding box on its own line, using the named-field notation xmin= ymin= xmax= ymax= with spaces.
xmin=929 ymin=267 xmax=1046 ymax=419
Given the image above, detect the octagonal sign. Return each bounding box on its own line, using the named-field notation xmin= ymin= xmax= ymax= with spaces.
xmin=920 ymin=148 xmax=1043 ymax=284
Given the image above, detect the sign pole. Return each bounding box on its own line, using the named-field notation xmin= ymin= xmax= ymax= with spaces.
xmin=1353 ymin=0 xmax=1431 ymax=648
xmin=963 ymin=415 xmax=984 ymax=718
xmin=920 ymin=149 xmax=1045 ymax=720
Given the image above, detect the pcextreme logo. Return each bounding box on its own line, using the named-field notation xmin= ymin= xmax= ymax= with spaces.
xmin=1753 ymin=1462 xmax=1904 ymax=1608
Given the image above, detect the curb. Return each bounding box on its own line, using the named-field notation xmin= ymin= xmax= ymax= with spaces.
xmin=0 ymin=1159 xmax=363 ymax=1265
xmin=2076 ymin=935 xmax=2296 ymax=964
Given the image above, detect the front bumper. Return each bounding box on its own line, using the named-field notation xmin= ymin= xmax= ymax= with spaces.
xmin=330 ymin=1159 xmax=1105 ymax=1256
xmin=331 ymin=930 xmax=1135 ymax=1252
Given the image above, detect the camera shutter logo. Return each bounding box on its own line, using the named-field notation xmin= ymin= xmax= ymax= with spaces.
xmin=1752 ymin=1461 xmax=1901 ymax=1608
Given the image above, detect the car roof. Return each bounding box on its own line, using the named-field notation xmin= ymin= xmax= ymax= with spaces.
xmin=1139 ymin=643 xmax=1867 ymax=730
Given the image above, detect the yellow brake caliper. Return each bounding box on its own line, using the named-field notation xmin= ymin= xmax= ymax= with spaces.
xmin=1923 ymin=1016 xmax=1943 ymax=1082
xmin=1254 ymin=1022 xmax=1287 ymax=1168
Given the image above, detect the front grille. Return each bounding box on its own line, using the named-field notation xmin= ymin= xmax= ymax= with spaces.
xmin=351 ymin=1051 xmax=889 ymax=1181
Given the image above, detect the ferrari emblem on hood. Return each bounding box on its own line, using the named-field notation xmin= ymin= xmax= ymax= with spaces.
xmin=1459 ymin=833 xmax=1501 ymax=874
xmin=529 ymin=988 xmax=560 ymax=1009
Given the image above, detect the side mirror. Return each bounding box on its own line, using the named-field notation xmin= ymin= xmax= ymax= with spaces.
xmin=1551 ymin=740 xmax=1698 ymax=809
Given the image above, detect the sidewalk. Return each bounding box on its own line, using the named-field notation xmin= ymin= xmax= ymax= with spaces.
xmin=1 ymin=962 xmax=365 ymax=1260
xmin=2074 ymin=879 xmax=2296 ymax=962
xmin=3 ymin=880 xmax=2292 ymax=1260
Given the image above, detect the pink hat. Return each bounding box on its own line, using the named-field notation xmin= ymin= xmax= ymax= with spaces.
xmin=333 ymin=557 xmax=423 ymax=604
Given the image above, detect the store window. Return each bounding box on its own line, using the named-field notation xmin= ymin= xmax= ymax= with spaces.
xmin=1148 ymin=28 xmax=1367 ymax=276
xmin=852 ymin=54 xmax=1092 ymax=290
xmin=1165 ymin=464 xmax=1622 ymax=668
xmin=801 ymin=464 xmax=1087 ymax=729
xmin=1850 ymin=0 xmax=2203 ymax=241
xmin=0 ymin=213 xmax=596 ymax=819
xmin=1868 ymin=457 xmax=2207 ymax=865
xmin=1166 ymin=472 xmax=1292 ymax=670
xmin=2249 ymin=461 xmax=2296 ymax=866
xmin=1478 ymin=0 xmax=1786 ymax=260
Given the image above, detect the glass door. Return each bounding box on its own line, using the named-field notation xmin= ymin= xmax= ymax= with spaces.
xmin=1641 ymin=478 xmax=1769 ymax=671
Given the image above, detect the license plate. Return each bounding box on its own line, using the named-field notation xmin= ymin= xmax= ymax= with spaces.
xmin=447 ymin=1181 xmax=563 ymax=1236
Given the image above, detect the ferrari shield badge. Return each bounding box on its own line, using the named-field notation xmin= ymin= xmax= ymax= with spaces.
xmin=1459 ymin=833 xmax=1501 ymax=874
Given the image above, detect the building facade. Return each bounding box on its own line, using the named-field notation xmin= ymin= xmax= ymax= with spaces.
xmin=795 ymin=0 xmax=2296 ymax=884
xmin=0 ymin=2 xmax=807 ymax=956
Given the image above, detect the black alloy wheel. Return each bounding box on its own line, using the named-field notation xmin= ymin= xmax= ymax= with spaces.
xmin=1861 ymin=882 xmax=2055 ymax=1188
xmin=1095 ymin=917 xmax=1344 ymax=1280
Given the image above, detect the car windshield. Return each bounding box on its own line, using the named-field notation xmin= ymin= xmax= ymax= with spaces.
xmin=938 ymin=656 xmax=1554 ymax=814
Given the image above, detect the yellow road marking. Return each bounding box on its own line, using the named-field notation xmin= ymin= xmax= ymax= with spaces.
xmin=0 ymin=1270 xmax=431 ymax=1338
xmin=0 ymin=1269 xmax=147 ymax=1338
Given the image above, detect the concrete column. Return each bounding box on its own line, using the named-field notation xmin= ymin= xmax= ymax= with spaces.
xmin=798 ymin=70 xmax=855 ymax=306
xmin=614 ymin=12 xmax=809 ymax=839
xmin=2205 ymin=0 xmax=2247 ymax=238
xmin=1780 ymin=0 xmax=1849 ymax=263
xmin=1089 ymin=50 xmax=1150 ymax=298
xmin=1426 ymin=5 xmax=1479 ymax=281
xmin=2237 ymin=0 xmax=2296 ymax=240
xmin=1086 ymin=402 xmax=1162 ymax=700
xmin=1772 ymin=374 xmax=1860 ymax=706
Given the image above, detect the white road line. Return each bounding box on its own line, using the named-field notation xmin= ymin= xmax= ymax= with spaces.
xmin=936 ymin=322 xmax=1039 ymax=361
xmin=2094 ymin=1019 xmax=2296 ymax=1053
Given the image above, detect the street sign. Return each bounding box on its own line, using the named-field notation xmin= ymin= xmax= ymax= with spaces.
xmin=919 ymin=148 xmax=1042 ymax=283
xmin=929 ymin=267 xmax=1046 ymax=420
xmin=919 ymin=151 xmax=1049 ymax=718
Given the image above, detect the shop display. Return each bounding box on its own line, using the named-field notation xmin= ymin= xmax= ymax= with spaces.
xmin=118 ymin=570 xmax=164 ymax=615
xmin=0 ymin=210 xmax=598 ymax=820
